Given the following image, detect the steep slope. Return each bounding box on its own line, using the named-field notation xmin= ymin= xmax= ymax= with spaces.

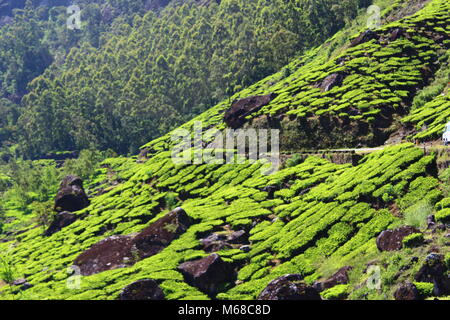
xmin=0 ymin=143 xmax=445 ymax=300
xmin=139 ymin=0 xmax=449 ymax=155
xmin=402 ymin=56 xmax=450 ymax=141
xmin=0 ymin=0 xmax=449 ymax=300
xmin=17 ymin=0 xmax=373 ymax=156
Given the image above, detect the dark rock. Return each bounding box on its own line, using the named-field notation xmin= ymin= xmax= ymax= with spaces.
xmin=54 ymin=175 xmax=89 ymax=212
xmin=389 ymin=28 xmax=404 ymax=41
xmin=376 ymin=226 xmax=420 ymax=251
xmin=316 ymin=73 xmax=345 ymax=92
xmin=427 ymin=215 xmax=436 ymax=229
xmin=227 ymin=230 xmax=247 ymax=244
xmin=119 ymin=279 xmax=165 ymax=300
xmin=133 ymin=207 xmax=193 ymax=259
xmin=20 ymin=282 xmax=33 ymax=290
xmin=73 ymin=208 xmax=193 ymax=276
xmin=73 ymin=235 xmax=136 ymax=276
xmin=394 ymin=282 xmax=420 ymax=300
xmin=12 ymin=278 xmax=27 ymax=286
xmin=224 ymin=94 xmax=276 ymax=129
xmin=138 ymin=148 xmax=150 ymax=161
xmin=44 ymin=211 xmax=78 ymax=236
xmin=258 ymin=274 xmax=321 ymax=300
xmin=415 ymin=253 xmax=450 ymax=296
xmin=12 ymin=278 xmax=32 ymax=291
xmin=433 ymin=224 xmax=446 ymax=232
xmin=201 ymin=230 xmax=248 ymax=253
xmin=201 ymin=234 xmax=231 ymax=252
xmin=350 ymin=29 xmax=378 ymax=47
xmin=263 ymin=185 xmax=279 ymax=199
xmin=178 ymin=254 xmax=235 ymax=296
xmin=313 ymin=266 xmax=353 ymax=292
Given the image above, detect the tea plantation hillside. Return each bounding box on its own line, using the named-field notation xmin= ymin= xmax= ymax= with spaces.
xmin=0 ymin=0 xmax=449 ymax=300
xmin=140 ymin=0 xmax=450 ymax=154
xmin=0 ymin=143 xmax=448 ymax=300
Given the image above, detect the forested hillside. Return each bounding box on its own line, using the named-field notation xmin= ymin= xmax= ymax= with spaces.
xmin=0 ymin=0 xmax=449 ymax=301
xmin=0 ymin=0 xmax=156 ymax=100
xmin=0 ymin=0 xmax=371 ymax=158
xmin=0 ymin=0 xmax=161 ymax=157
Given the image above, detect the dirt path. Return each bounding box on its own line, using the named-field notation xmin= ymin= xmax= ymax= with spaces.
xmin=333 ymin=147 xmax=386 ymax=154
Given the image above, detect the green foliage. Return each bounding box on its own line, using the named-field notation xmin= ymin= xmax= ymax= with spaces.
xmin=32 ymin=200 xmax=55 ymax=230
xmin=2 ymin=160 xmax=60 ymax=212
xmin=1 ymin=0 xmax=450 ymax=302
xmin=0 ymin=149 xmax=108 ymax=234
xmin=411 ymin=51 xmax=450 ymax=111
xmin=320 ymin=284 xmax=351 ymax=300
xmin=285 ymin=154 xmax=303 ymax=168
xmin=402 ymin=51 xmax=450 ymax=141
xmin=13 ymin=0 xmax=371 ymax=157
xmin=0 ymin=252 xmax=16 ymax=285
xmin=403 ymin=200 xmax=434 ymax=229
xmin=0 ymin=133 xmax=445 ymax=300
xmin=402 ymin=233 xmax=424 ymax=248
xmin=435 ymin=208 xmax=450 ymax=223
xmin=445 ymin=253 xmax=450 ymax=269
xmin=414 ymin=282 xmax=434 ymax=298
xmin=61 ymin=149 xmax=110 ymax=180
xmin=164 ymin=192 xmax=179 ymax=210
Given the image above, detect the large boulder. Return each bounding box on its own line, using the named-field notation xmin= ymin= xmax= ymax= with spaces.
xmin=376 ymin=226 xmax=420 ymax=251
xmin=73 ymin=208 xmax=192 ymax=276
xmin=133 ymin=207 xmax=193 ymax=259
xmin=119 ymin=279 xmax=165 ymax=300
xmin=178 ymin=254 xmax=235 ymax=296
xmin=73 ymin=235 xmax=135 ymax=276
xmin=224 ymin=94 xmax=276 ymax=129
xmin=44 ymin=211 xmax=78 ymax=236
xmin=201 ymin=230 xmax=248 ymax=253
xmin=54 ymin=175 xmax=89 ymax=212
xmin=415 ymin=253 xmax=450 ymax=296
xmin=313 ymin=266 xmax=353 ymax=292
xmin=394 ymin=282 xmax=420 ymax=300
xmin=258 ymin=274 xmax=321 ymax=300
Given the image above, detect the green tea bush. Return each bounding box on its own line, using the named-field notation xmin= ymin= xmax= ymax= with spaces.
xmin=414 ymin=282 xmax=434 ymax=298
xmin=402 ymin=233 xmax=424 ymax=248
xmin=0 ymin=253 xmax=16 ymax=285
xmin=435 ymin=208 xmax=450 ymax=223
xmin=321 ymin=284 xmax=350 ymax=300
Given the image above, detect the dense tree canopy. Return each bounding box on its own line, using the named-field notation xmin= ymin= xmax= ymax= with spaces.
xmin=0 ymin=0 xmax=372 ymax=157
